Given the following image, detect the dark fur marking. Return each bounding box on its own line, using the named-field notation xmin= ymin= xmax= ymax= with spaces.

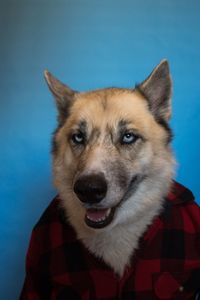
xmin=56 ymin=90 xmax=78 ymax=127
xmin=68 ymin=120 xmax=88 ymax=151
xmin=110 ymin=175 xmax=147 ymax=214
xmin=57 ymin=105 xmax=71 ymax=125
xmin=76 ymin=120 xmax=102 ymax=145
xmin=156 ymin=117 xmax=173 ymax=144
xmin=118 ymin=119 xmax=132 ymax=131
xmin=51 ymin=126 xmax=61 ymax=155
xmin=117 ymin=119 xmax=133 ymax=140
xmin=78 ymin=120 xmax=87 ymax=135
xmin=117 ymin=119 xmax=144 ymax=147
xmin=135 ymin=87 xmax=173 ymax=144
xmin=55 ymin=95 xmax=76 ymax=128
xmin=116 ymin=170 xmax=129 ymax=190
xmin=106 ymin=161 xmax=129 ymax=189
xmin=122 ymin=174 xmax=147 ymax=202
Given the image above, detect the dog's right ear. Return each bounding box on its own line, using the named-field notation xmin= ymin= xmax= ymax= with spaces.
xmin=44 ymin=70 xmax=76 ymax=123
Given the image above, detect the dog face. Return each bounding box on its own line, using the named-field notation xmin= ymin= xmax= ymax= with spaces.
xmin=44 ymin=60 xmax=174 ymax=232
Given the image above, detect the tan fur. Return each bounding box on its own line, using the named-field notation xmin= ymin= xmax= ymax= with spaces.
xmin=45 ymin=61 xmax=175 ymax=276
xmin=52 ymin=89 xmax=174 ymax=276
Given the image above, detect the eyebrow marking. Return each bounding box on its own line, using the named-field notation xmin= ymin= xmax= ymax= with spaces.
xmin=76 ymin=121 xmax=101 ymax=145
xmin=78 ymin=120 xmax=87 ymax=133
xmin=118 ymin=119 xmax=133 ymax=134
xmin=117 ymin=119 xmax=144 ymax=141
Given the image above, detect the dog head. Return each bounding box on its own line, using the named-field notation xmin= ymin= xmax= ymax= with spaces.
xmin=44 ymin=60 xmax=175 ymax=233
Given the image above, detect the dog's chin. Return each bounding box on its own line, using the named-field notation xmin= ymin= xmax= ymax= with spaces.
xmin=84 ymin=206 xmax=117 ymax=229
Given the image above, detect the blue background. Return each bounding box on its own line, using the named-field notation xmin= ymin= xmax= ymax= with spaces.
xmin=0 ymin=0 xmax=200 ymax=298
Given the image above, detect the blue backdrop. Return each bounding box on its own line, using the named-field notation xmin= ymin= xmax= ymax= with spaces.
xmin=1 ymin=1 xmax=200 ymax=298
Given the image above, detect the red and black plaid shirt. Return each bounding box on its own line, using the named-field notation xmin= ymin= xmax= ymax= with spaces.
xmin=20 ymin=181 xmax=200 ymax=299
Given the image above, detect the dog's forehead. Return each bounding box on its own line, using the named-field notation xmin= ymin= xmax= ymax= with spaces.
xmin=70 ymin=88 xmax=152 ymax=129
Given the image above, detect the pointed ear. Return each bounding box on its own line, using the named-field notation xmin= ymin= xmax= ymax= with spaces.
xmin=137 ymin=60 xmax=172 ymax=121
xmin=44 ymin=70 xmax=76 ymax=124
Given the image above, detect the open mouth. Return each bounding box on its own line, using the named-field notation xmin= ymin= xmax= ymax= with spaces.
xmin=85 ymin=207 xmax=116 ymax=229
xmin=83 ymin=175 xmax=143 ymax=229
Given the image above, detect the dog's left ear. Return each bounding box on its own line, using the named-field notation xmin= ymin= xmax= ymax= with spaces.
xmin=137 ymin=60 xmax=172 ymax=121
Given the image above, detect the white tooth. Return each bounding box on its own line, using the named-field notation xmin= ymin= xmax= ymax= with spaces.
xmin=106 ymin=208 xmax=111 ymax=217
xmin=87 ymin=208 xmax=111 ymax=222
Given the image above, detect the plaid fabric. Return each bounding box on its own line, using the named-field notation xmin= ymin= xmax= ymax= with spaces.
xmin=20 ymin=181 xmax=200 ymax=299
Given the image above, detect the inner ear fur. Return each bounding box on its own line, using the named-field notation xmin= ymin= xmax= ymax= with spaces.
xmin=136 ymin=60 xmax=172 ymax=121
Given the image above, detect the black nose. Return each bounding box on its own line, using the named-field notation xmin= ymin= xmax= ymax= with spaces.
xmin=73 ymin=174 xmax=107 ymax=204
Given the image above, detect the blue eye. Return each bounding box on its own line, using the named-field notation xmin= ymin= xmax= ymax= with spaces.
xmin=71 ymin=132 xmax=85 ymax=144
xmin=121 ymin=132 xmax=138 ymax=144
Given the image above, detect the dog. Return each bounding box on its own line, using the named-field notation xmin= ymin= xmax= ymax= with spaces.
xmin=44 ymin=59 xmax=174 ymax=275
xmin=20 ymin=61 xmax=200 ymax=299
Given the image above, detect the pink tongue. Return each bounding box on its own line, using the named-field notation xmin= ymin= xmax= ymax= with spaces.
xmin=86 ymin=208 xmax=109 ymax=222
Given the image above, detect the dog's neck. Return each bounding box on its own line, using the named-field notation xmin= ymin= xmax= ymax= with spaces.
xmin=79 ymin=202 xmax=162 ymax=276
